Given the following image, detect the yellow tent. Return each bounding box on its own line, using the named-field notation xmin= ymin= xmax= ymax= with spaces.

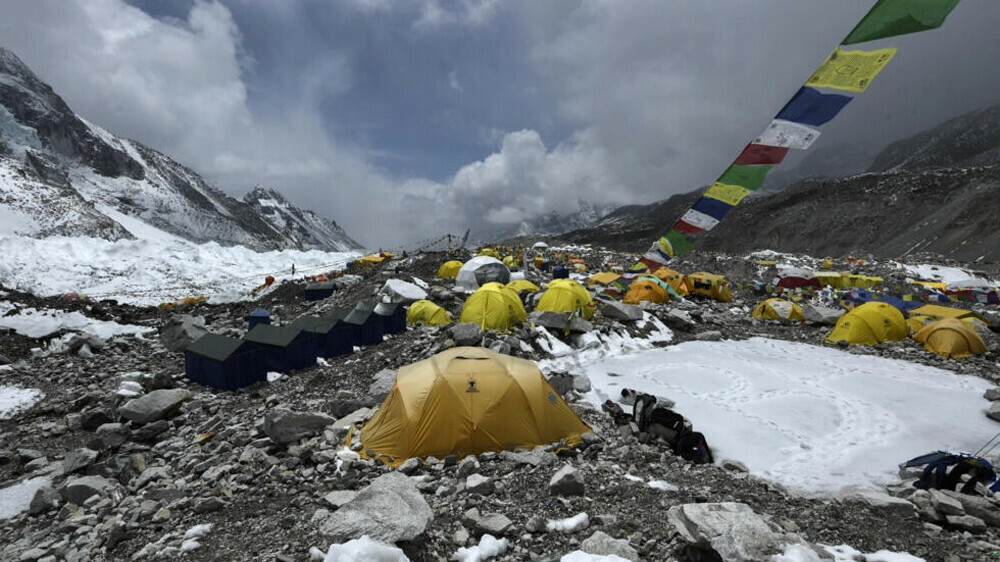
xmin=587 ymin=272 xmax=620 ymax=286
xmin=537 ymin=279 xmax=595 ymax=319
xmin=652 ymin=267 xmax=689 ymax=297
xmin=459 ymin=282 xmax=526 ymax=330
xmin=406 ymin=300 xmax=452 ymax=326
xmin=821 ymin=258 xmax=834 ymax=270
xmin=361 ymin=254 xmax=386 ymax=264
xmin=910 ymin=280 xmax=948 ymax=291
xmin=502 ymin=255 xmax=518 ymax=269
xmin=913 ymin=318 xmax=987 ymax=359
xmin=359 ymin=347 xmax=592 ymax=466
xmin=437 ymin=260 xmax=464 ymax=279
xmin=685 ymin=272 xmax=733 ymax=302
xmin=840 ymin=274 xmax=883 ymax=289
xmin=506 ymin=279 xmax=540 ymax=294
xmin=909 ymin=304 xmax=979 ymax=321
xmin=825 ymin=302 xmax=907 ymax=346
xmin=906 ymin=314 xmax=935 ymax=334
xmin=478 ymin=248 xmax=501 ymax=259
xmin=623 ymin=281 xmax=669 ymax=305
xmin=813 ymin=271 xmax=843 ymax=288
xmin=753 ymin=298 xmax=804 ymax=322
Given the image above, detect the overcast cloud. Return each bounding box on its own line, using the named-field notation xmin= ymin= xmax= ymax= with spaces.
xmin=2 ymin=0 xmax=998 ymax=248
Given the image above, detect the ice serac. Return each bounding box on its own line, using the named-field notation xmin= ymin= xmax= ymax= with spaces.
xmin=0 ymin=48 xmax=362 ymax=251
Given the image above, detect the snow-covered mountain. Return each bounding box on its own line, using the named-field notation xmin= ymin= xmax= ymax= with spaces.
xmin=0 ymin=48 xmax=362 ymax=252
xmin=243 ymin=185 xmax=361 ymax=252
xmin=496 ymin=200 xmax=613 ymax=239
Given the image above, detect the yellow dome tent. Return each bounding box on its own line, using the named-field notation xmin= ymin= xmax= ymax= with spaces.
xmin=537 ymin=279 xmax=595 ymax=319
xmin=685 ymin=272 xmax=734 ymax=302
xmin=437 ymin=260 xmax=464 ymax=279
xmin=506 ymin=279 xmax=540 ymax=294
xmin=359 ymin=347 xmax=592 ymax=466
xmin=652 ymin=267 xmax=689 ymax=297
xmin=753 ymin=298 xmax=805 ymax=322
xmin=913 ymin=318 xmax=987 ymax=359
xmin=824 ymin=302 xmax=907 ymax=346
xmin=821 ymin=258 xmax=834 ymax=269
xmin=459 ymin=282 xmax=526 ymax=330
xmin=587 ymin=272 xmax=620 ymax=287
xmin=478 ymin=248 xmax=502 ymax=259
xmin=909 ymin=304 xmax=979 ymax=321
xmin=406 ymin=300 xmax=452 ymax=326
xmin=623 ymin=280 xmax=669 ymax=305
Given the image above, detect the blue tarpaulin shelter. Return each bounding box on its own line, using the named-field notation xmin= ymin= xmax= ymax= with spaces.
xmin=185 ymin=333 xmax=266 ymax=390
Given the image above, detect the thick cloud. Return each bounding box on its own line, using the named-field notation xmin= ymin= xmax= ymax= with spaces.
xmin=2 ymin=0 xmax=998 ymax=248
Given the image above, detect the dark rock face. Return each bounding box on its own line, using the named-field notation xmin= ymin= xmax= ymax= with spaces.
xmin=0 ymin=48 xmax=144 ymax=180
xmin=243 ymin=185 xmax=363 ymax=252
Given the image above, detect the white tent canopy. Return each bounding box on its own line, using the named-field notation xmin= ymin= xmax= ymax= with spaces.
xmin=454 ymin=256 xmax=510 ymax=292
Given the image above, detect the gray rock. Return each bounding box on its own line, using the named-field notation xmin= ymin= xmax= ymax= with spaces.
xmin=836 ymin=487 xmax=916 ymax=519
xmin=572 ymin=374 xmax=592 ymax=393
xmin=323 ymin=490 xmax=358 ymax=508
xmin=929 ymin=489 xmax=965 ymax=516
xmin=547 ymin=373 xmax=575 ymax=396
xmin=695 ymin=330 xmax=723 ymax=342
xmin=93 ymin=423 xmax=130 ymax=449
xmin=987 ymin=402 xmax=1000 ymax=423
xmin=61 ymin=475 xmax=117 ymax=505
xmin=940 ymin=491 xmax=1000 ymax=527
xmin=580 ymin=530 xmax=640 ymax=562
xmin=79 ymin=408 xmax=112 ymax=431
xmin=118 ymin=389 xmax=190 ymax=424
xmin=661 ymin=309 xmax=696 ymax=331
xmin=667 ymin=502 xmax=792 ymax=562
xmin=132 ymin=419 xmax=169 ymax=442
xmin=501 ymin=449 xmax=555 ymax=467
xmin=450 ymin=323 xmax=483 ymax=346
xmin=159 ymin=315 xmax=208 ymax=353
xmin=463 ymin=508 xmax=513 ymax=536
xmin=134 ymin=466 xmax=170 ymax=489
xmin=985 ymin=387 xmax=1000 ymax=401
xmin=28 ymin=485 xmax=60 ymax=515
xmin=721 ymin=459 xmax=749 ymax=473
xmin=549 ymin=464 xmax=585 ymax=497
xmin=801 ymin=304 xmax=845 ymax=326
xmin=368 ymin=369 xmax=397 ymax=401
xmin=318 ymin=472 xmax=433 ymax=543
xmin=62 ymin=449 xmax=98 ymax=474
xmin=946 ymin=514 xmax=987 ymax=533
xmin=263 ymin=409 xmax=336 ymax=445
xmin=456 ymin=456 xmax=480 ymax=479
xmin=193 ymin=496 xmax=225 ymax=514
xmin=397 ymin=458 xmax=421 ymax=475
xmin=466 ymin=474 xmax=495 ymax=496
xmin=599 ymin=302 xmax=644 ymax=322
xmin=327 ymin=407 xmax=373 ymax=444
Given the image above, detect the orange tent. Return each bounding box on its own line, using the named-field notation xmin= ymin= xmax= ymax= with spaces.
xmin=652 ymin=267 xmax=689 ymax=297
xmin=623 ymin=281 xmax=669 ymax=305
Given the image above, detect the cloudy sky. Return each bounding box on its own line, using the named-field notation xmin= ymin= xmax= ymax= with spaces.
xmin=2 ymin=1 xmax=999 ymax=248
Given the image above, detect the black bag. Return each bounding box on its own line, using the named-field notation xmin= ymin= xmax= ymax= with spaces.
xmin=602 ymin=400 xmax=632 ymax=426
xmin=673 ymin=429 xmax=714 ymax=465
xmin=632 ymin=394 xmax=657 ymax=432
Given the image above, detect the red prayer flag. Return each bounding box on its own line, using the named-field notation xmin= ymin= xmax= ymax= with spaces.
xmin=734 ymin=144 xmax=789 ymax=166
xmin=672 ymin=219 xmax=704 ymax=235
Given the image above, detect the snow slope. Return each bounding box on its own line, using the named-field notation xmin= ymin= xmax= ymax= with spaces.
xmin=580 ymin=337 xmax=997 ymax=495
xmin=0 ymin=235 xmax=359 ymax=306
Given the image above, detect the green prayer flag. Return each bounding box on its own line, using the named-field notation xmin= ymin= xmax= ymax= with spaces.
xmin=842 ymin=0 xmax=961 ymax=45
xmin=665 ymin=229 xmax=693 ymax=258
xmin=717 ymin=164 xmax=773 ymax=192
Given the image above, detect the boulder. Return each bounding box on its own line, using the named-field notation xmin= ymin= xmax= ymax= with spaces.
xmin=940 ymin=491 xmax=1000 ymax=527
xmin=836 ymin=487 xmax=916 ymax=519
xmin=61 ymin=475 xmax=119 ymax=505
xmin=378 ymin=279 xmax=427 ymax=304
xmin=666 ymin=502 xmax=792 ymax=562
xmin=929 ymin=489 xmax=965 ymax=516
xmin=28 ymin=484 xmax=60 ymax=515
xmin=695 ymin=330 xmax=723 ymax=342
xmin=801 ymin=304 xmax=845 ymax=326
xmin=264 ymin=409 xmax=336 ymax=445
xmin=323 ymin=490 xmax=358 ymax=508
xmin=987 ymin=402 xmax=1000 ymax=423
xmin=318 ymin=472 xmax=433 ymax=543
xmin=465 ymin=474 xmax=495 ymax=496
xmin=450 ymin=323 xmax=483 ymax=346
xmin=501 ymin=449 xmax=556 ymax=467
xmin=463 ymin=508 xmax=513 ymax=536
xmin=661 ymin=309 xmax=696 ymax=331
xmin=599 ymin=302 xmax=644 ymax=322
xmin=946 ymin=514 xmax=987 ymax=533
xmin=984 ymin=387 xmax=1000 ymax=401
xmin=118 ymin=389 xmax=190 ymax=425
xmin=549 ymin=464 xmax=585 ymax=497
xmin=62 ymin=448 xmax=98 ymax=474
xmin=368 ymin=369 xmax=397 ymax=401
xmin=580 ymin=530 xmax=639 ymax=562
xmin=158 ymin=315 xmax=208 ymax=352
xmin=93 ymin=423 xmax=131 ymax=449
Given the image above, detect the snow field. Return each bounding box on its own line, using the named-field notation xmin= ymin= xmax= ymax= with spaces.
xmin=581 ymin=337 xmax=997 ymax=495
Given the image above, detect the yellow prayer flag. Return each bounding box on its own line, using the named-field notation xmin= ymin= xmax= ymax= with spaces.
xmin=807 ymin=47 xmax=896 ymax=93
xmin=705 ymin=182 xmax=750 ymax=206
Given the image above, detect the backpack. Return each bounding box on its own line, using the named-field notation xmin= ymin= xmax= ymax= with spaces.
xmin=632 ymin=394 xmax=657 ymax=432
xmin=906 ymin=451 xmax=998 ymax=495
xmin=673 ymin=429 xmax=714 ymax=465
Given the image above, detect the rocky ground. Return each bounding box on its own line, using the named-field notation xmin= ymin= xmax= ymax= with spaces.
xmin=2 ymin=250 xmax=1000 ymax=562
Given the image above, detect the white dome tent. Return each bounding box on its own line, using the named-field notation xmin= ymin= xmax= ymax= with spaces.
xmin=454 ymin=256 xmax=511 ymax=292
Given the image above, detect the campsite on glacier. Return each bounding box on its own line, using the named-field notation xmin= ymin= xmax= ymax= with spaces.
xmin=4 ymin=1 xmax=1000 ymax=561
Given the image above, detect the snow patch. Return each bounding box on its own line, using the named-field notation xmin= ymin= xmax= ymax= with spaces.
xmin=0 ymin=386 xmax=44 ymax=420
